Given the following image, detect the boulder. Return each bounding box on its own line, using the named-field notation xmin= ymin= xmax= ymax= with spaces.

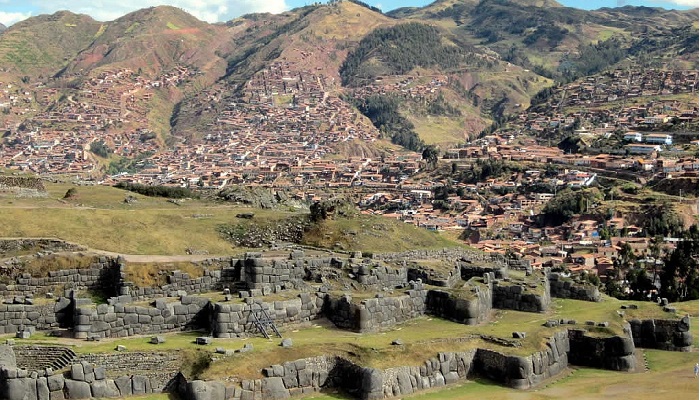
xmin=186 ymin=380 xmax=228 ymax=400
xmin=3 ymin=377 xmax=28 ymax=400
xmin=261 ymin=377 xmax=290 ymax=400
xmin=65 ymin=380 xmax=92 ymax=399
xmin=47 ymin=374 xmax=65 ymax=392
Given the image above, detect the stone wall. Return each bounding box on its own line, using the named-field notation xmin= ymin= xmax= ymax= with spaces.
xmin=126 ymin=268 xmax=226 ymax=300
xmin=356 ymin=264 xmax=407 ymax=289
xmin=73 ymin=296 xmax=210 ymax=339
xmin=0 ymin=176 xmax=46 ymax=192
xmin=0 ymin=302 xmax=62 ymax=334
xmin=0 ymin=362 xmax=158 ymax=400
xmin=371 ymin=249 xmax=505 ymax=265
xmin=460 ymin=264 xmax=507 ymax=280
xmin=491 ymin=280 xmax=549 ymax=313
xmin=121 ymin=258 xmax=238 ymax=301
xmin=179 ymin=330 xmax=572 ymax=400
xmin=548 ymin=273 xmax=601 ymax=302
xmin=0 ymin=257 xmax=121 ymax=298
xmin=407 ymin=263 xmax=461 ymax=287
xmin=425 ymin=275 xmax=493 ymax=325
xmin=325 ymin=284 xmax=427 ymax=332
xmin=474 ymin=329 xmax=570 ymax=389
xmin=78 ymin=352 xmax=182 ymax=391
xmin=567 ymin=328 xmax=636 ymax=371
xmin=241 ymin=253 xmax=309 ymax=291
xmin=183 ymin=355 xmax=369 ymax=400
xmin=377 ymin=351 xmax=476 ymax=399
xmin=628 ymin=317 xmax=693 ymax=351
xmin=211 ymin=293 xmax=325 ymax=338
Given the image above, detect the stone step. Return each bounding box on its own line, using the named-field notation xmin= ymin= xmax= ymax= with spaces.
xmin=14 ymin=345 xmax=76 ymax=372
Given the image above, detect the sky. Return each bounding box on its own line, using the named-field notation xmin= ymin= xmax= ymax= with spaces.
xmin=0 ymin=0 xmax=696 ymax=27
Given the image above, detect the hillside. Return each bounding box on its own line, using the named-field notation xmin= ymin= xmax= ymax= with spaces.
xmin=0 ymin=11 xmax=101 ymax=77
xmin=61 ymin=6 xmax=224 ymax=77
xmin=389 ymin=0 xmax=698 ymax=82
xmin=0 ymin=0 xmax=695 ymax=176
xmin=170 ymin=2 xmax=399 ymax=154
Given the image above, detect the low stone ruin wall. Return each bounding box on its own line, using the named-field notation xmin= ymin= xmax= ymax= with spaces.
xmin=126 ymin=268 xmax=226 ymax=300
xmin=370 ymin=249 xmax=504 ymax=265
xmin=460 ymin=265 xmax=507 ymax=281
xmin=0 ymin=302 xmax=62 ymax=334
xmin=0 ymin=257 xmax=121 ymax=298
xmin=78 ymin=352 xmax=182 ymax=391
xmin=73 ymin=296 xmax=210 ymax=339
xmin=212 ymin=293 xmax=325 ymax=338
xmin=407 ymin=263 xmax=461 ymax=287
xmin=0 ymin=361 xmax=159 ymax=400
xmin=475 ymin=329 xmax=569 ymax=389
xmin=491 ymin=280 xmax=549 ymax=313
xmin=356 ymin=264 xmax=407 ymax=289
xmin=628 ymin=317 xmax=693 ymax=351
xmin=548 ymin=273 xmax=601 ymax=302
xmin=567 ymin=328 xmax=636 ymax=371
xmin=241 ymin=253 xmax=309 ymax=291
xmin=325 ymin=285 xmax=427 ymax=332
xmin=425 ymin=279 xmax=492 ymax=326
xmin=0 ymin=238 xmax=84 ymax=255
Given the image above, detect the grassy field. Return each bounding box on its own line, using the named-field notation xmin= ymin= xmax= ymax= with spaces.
xmin=0 ymin=182 xmax=461 ymax=255
xmin=302 ymin=214 xmax=462 ymax=253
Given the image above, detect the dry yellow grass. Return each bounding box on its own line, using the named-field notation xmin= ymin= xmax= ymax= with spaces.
xmin=122 ymin=261 xmax=205 ymax=287
xmin=18 ymin=254 xmax=99 ymax=277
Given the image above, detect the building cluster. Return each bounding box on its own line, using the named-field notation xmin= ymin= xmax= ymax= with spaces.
xmin=0 ymin=66 xmax=198 ymax=175
xmin=516 ymin=68 xmax=698 ymax=137
xmin=0 ymin=61 xmax=438 ymax=187
xmin=350 ymin=74 xmax=450 ymax=102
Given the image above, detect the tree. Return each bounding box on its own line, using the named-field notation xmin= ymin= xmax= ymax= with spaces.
xmin=90 ymin=140 xmax=112 ymax=158
xmin=659 ymin=225 xmax=699 ymax=301
xmin=641 ymin=203 xmax=684 ymax=237
xmin=422 ymin=145 xmax=439 ymax=170
xmin=627 ymin=268 xmax=653 ymax=300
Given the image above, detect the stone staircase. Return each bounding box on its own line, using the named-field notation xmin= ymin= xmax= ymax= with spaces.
xmin=220 ymin=267 xmax=245 ymax=292
xmin=13 ymin=345 xmax=77 ymax=372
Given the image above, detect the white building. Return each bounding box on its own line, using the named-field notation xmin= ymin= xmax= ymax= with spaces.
xmin=625 ymin=144 xmax=662 ymax=154
xmin=644 ymin=133 xmax=673 ymax=145
xmin=623 ymin=132 xmax=642 ymax=142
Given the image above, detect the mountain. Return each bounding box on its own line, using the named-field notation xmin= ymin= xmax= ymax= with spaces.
xmin=388 ymin=0 xmax=698 ymax=81
xmin=0 ymin=11 xmax=101 ymax=77
xmin=0 ymin=0 xmax=696 ymax=162
xmin=61 ymin=6 xmax=224 ymax=78
xmin=0 ymin=23 xmax=6 ymax=34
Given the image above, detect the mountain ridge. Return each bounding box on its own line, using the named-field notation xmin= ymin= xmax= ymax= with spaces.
xmin=0 ymin=0 xmax=695 ymax=160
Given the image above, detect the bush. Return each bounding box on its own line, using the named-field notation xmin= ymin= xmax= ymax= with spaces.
xmin=114 ymin=182 xmax=198 ymax=199
xmin=89 ymin=140 xmax=112 ymax=158
xmin=63 ymin=187 xmax=78 ymax=199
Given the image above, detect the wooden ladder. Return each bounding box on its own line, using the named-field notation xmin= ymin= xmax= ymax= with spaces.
xmin=250 ymin=304 xmax=281 ymax=339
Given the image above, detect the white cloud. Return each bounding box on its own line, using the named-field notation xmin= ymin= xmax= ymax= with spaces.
xmin=663 ymin=0 xmax=699 ymax=7
xmin=0 ymin=11 xmax=32 ymax=26
xmin=23 ymin=0 xmax=289 ymax=24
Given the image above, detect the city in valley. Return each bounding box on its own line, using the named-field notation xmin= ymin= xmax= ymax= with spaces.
xmin=0 ymin=1 xmax=697 ymax=400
